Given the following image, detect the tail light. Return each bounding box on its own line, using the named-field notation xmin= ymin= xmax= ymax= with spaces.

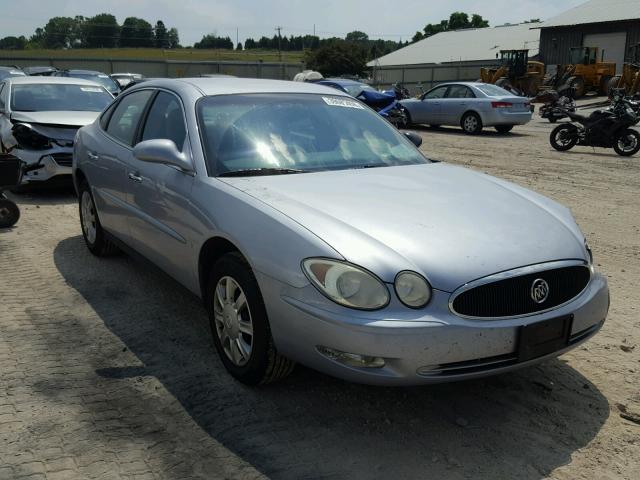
xmin=491 ymin=101 xmax=513 ymax=109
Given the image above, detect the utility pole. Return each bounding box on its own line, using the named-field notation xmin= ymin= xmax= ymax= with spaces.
xmin=236 ymin=27 xmax=239 ymax=49
xmin=275 ymin=26 xmax=282 ymax=60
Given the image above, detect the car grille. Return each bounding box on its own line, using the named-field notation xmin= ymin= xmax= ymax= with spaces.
xmin=451 ymin=265 xmax=591 ymax=318
xmin=51 ymin=153 xmax=72 ymax=167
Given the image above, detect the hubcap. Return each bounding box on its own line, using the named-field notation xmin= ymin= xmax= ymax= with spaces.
xmin=619 ymin=134 xmax=638 ymax=152
xmin=464 ymin=116 xmax=477 ymax=131
xmin=81 ymin=191 xmax=97 ymax=244
xmin=213 ymin=276 xmax=253 ymax=366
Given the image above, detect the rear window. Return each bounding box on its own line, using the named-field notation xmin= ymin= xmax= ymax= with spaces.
xmin=11 ymin=83 xmax=113 ymax=112
xmin=475 ymin=84 xmax=513 ymax=97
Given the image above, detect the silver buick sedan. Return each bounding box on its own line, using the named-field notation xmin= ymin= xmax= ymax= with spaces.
xmin=73 ymin=78 xmax=609 ymax=386
xmin=400 ymin=82 xmax=533 ymax=134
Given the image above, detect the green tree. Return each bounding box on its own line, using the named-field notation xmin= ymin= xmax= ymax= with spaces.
xmin=43 ymin=16 xmax=77 ymax=49
xmin=120 ymin=17 xmax=154 ymax=47
xmin=471 ymin=14 xmax=490 ymax=28
xmin=414 ymin=12 xmax=490 ymax=43
xmin=0 ymin=36 xmax=27 ymax=49
xmin=524 ymin=18 xmax=541 ymax=23
xmin=345 ymin=30 xmax=369 ymax=43
xmin=305 ymin=40 xmax=367 ymax=76
xmin=83 ymin=13 xmax=119 ymax=48
xmin=154 ymin=20 xmax=168 ymax=48
xmin=167 ymin=28 xmax=180 ymax=48
xmin=448 ymin=12 xmax=469 ymax=30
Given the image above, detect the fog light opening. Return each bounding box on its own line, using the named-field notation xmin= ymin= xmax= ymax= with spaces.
xmin=317 ymin=346 xmax=385 ymax=368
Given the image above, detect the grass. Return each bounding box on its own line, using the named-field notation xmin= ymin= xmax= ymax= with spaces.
xmin=0 ymin=48 xmax=304 ymax=63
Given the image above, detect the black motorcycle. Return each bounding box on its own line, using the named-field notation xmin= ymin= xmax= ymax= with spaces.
xmin=536 ymin=90 xmax=576 ymax=123
xmin=549 ymin=94 xmax=640 ymax=157
xmin=0 ymin=154 xmax=41 ymax=228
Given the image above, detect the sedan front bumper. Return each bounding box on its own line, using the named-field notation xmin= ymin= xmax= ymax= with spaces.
xmin=259 ymin=272 xmax=609 ymax=385
xmin=14 ymin=148 xmax=73 ymax=184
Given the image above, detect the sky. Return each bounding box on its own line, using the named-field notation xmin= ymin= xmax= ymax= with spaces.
xmin=0 ymin=0 xmax=587 ymax=46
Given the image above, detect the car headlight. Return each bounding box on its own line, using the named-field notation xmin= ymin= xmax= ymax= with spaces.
xmin=302 ymin=258 xmax=389 ymax=310
xmin=394 ymin=271 xmax=432 ymax=308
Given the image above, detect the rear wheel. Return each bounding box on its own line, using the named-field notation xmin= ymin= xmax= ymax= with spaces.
xmin=0 ymin=198 xmax=20 ymax=228
xmin=495 ymin=125 xmax=514 ymax=134
xmin=550 ymin=124 xmax=578 ymax=151
xmin=78 ymin=181 xmax=119 ymax=256
xmin=613 ymin=129 xmax=640 ymax=156
xmin=461 ymin=112 xmax=482 ymax=135
xmin=567 ymin=76 xmax=585 ymax=98
xmin=207 ymin=253 xmax=295 ymax=385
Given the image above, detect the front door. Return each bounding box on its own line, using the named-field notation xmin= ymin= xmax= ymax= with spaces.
xmin=414 ymin=85 xmax=448 ymax=124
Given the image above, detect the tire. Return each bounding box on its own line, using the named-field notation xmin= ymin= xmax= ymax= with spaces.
xmin=78 ymin=181 xmax=119 ymax=256
xmin=207 ymin=252 xmax=295 ymax=385
xmin=461 ymin=112 xmax=483 ymax=135
xmin=495 ymin=125 xmax=514 ymax=134
xmin=613 ymin=129 xmax=640 ymax=157
xmin=599 ymin=75 xmax=613 ymax=96
xmin=550 ymin=124 xmax=578 ymax=151
xmin=0 ymin=198 xmax=20 ymax=228
xmin=401 ymin=107 xmax=412 ymax=127
xmin=567 ymin=76 xmax=585 ymax=98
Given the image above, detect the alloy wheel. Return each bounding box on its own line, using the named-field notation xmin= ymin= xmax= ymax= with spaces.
xmin=80 ymin=191 xmax=97 ymax=244
xmin=213 ymin=276 xmax=254 ymax=366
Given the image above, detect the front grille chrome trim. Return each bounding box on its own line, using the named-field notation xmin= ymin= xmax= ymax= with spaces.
xmin=449 ymin=259 xmax=591 ymax=320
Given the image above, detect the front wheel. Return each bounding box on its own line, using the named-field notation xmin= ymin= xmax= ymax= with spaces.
xmin=78 ymin=181 xmax=119 ymax=256
xmin=495 ymin=125 xmax=514 ymax=134
xmin=461 ymin=112 xmax=483 ymax=135
xmin=0 ymin=198 xmax=20 ymax=228
xmin=207 ymin=253 xmax=295 ymax=385
xmin=613 ymin=129 xmax=640 ymax=156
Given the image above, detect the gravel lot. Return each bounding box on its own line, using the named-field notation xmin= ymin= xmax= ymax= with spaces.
xmin=1 ymin=106 xmax=638 ymax=480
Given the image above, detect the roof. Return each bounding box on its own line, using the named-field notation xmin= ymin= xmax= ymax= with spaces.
xmin=368 ymin=23 xmax=541 ymax=67
xmin=542 ymin=0 xmax=640 ymax=28
xmin=4 ymin=76 xmax=104 ymax=87
xmin=137 ymin=78 xmax=351 ymax=97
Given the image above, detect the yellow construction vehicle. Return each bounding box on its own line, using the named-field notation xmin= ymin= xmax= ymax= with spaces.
xmin=609 ymin=43 xmax=640 ymax=96
xmin=479 ymin=49 xmax=545 ymax=96
xmin=543 ymin=47 xmax=616 ymax=97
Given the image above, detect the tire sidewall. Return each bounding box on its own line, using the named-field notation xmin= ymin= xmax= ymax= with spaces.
xmin=207 ymin=254 xmax=272 ymax=385
xmin=550 ymin=124 xmax=578 ymax=151
xmin=461 ymin=112 xmax=482 ymax=135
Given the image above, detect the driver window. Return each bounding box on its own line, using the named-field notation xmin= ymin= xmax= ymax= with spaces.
xmin=106 ymin=90 xmax=153 ymax=146
xmin=422 ymin=86 xmax=448 ymax=100
xmin=141 ymin=91 xmax=187 ymax=151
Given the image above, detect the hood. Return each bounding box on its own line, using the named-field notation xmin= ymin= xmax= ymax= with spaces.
xmin=222 ymin=164 xmax=587 ymax=292
xmin=10 ymin=110 xmax=100 ymax=128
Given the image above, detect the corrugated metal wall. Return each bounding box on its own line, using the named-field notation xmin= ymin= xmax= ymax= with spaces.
xmin=0 ymin=57 xmax=304 ymax=80
xmin=540 ymin=20 xmax=640 ymax=67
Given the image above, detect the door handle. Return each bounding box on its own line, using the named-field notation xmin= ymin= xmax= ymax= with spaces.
xmin=87 ymin=151 xmax=99 ymax=160
xmin=128 ymin=172 xmax=142 ymax=183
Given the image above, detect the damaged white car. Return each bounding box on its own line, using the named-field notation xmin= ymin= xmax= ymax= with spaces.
xmin=0 ymin=77 xmax=113 ymax=185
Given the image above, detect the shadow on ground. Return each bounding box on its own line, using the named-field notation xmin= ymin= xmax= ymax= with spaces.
xmin=53 ymin=235 xmax=609 ymax=480
xmin=407 ymin=124 xmax=531 ymax=138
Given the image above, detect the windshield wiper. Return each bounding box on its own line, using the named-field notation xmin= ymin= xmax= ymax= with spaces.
xmin=218 ymin=167 xmax=307 ymax=177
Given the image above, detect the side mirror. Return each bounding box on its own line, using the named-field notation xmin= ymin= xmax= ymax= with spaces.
xmin=404 ymin=131 xmax=422 ymax=148
xmin=133 ymin=139 xmax=193 ymax=172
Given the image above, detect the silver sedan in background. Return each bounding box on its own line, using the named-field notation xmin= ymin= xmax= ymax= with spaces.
xmin=73 ymin=78 xmax=607 ymax=386
xmin=400 ymin=82 xmax=533 ymax=134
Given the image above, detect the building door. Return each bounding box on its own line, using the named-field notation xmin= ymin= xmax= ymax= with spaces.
xmin=583 ymin=32 xmax=627 ymax=74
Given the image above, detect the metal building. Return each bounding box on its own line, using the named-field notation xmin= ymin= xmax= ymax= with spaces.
xmin=367 ymin=22 xmax=542 ymax=92
xmin=539 ymin=0 xmax=640 ymax=74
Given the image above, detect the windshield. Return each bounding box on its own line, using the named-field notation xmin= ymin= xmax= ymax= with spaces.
xmin=197 ymin=93 xmax=428 ymax=176
xmin=343 ymin=84 xmax=377 ymax=97
xmin=11 ymin=83 xmax=113 ymax=112
xmin=475 ymin=84 xmax=513 ymax=97
xmin=68 ymin=73 xmax=119 ymax=92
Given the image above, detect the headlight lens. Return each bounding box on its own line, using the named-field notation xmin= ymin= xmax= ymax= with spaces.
xmin=394 ymin=271 xmax=432 ymax=308
xmin=302 ymin=259 xmax=389 ymax=310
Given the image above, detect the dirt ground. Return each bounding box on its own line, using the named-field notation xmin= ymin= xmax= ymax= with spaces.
xmin=0 ymin=106 xmax=638 ymax=480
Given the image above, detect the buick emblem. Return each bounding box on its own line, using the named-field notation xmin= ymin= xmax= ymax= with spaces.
xmin=531 ymin=278 xmax=550 ymax=304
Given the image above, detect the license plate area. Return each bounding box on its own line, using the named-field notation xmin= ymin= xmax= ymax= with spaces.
xmin=518 ymin=315 xmax=573 ymax=362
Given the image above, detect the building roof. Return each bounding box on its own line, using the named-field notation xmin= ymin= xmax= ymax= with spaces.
xmin=367 ymin=23 xmax=541 ymax=67
xmin=542 ymin=0 xmax=640 ymax=28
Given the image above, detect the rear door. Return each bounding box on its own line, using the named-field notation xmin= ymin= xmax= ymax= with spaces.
xmin=411 ymin=85 xmax=448 ymax=124
xmin=125 ymin=90 xmax=197 ymax=288
xmin=86 ymin=89 xmax=154 ymax=243
xmin=440 ymin=85 xmax=476 ymax=124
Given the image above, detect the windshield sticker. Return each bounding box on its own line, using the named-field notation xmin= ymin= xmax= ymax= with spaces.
xmin=322 ymin=96 xmax=364 ymax=109
xmin=80 ymin=87 xmax=103 ymax=92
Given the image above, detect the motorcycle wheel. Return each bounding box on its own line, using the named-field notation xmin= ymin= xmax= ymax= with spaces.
xmin=0 ymin=198 xmax=20 ymax=228
xmin=550 ymin=124 xmax=578 ymax=151
xmin=613 ymin=129 xmax=640 ymax=157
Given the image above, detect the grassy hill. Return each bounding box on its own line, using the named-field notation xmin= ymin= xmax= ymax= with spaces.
xmin=0 ymin=48 xmax=304 ymax=63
